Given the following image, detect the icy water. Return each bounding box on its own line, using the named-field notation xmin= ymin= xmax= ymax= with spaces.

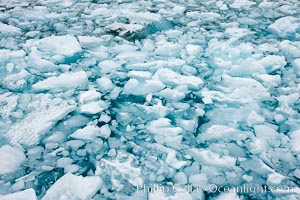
xmin=0 ymin=0 xmax=300 ymax=199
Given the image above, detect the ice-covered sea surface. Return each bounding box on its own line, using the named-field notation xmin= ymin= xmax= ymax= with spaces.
xmin=0 ymin=0 xmax=300 ymax=199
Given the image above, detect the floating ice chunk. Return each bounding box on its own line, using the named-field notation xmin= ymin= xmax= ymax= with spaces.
xmin=230 ymin=0 xmax=256 ymax=9
xmin=173 ymin=172 xmax=188 ymax=185
xmin=0 ymin=188 xmax=37 ymax=200
xmin=42 ymin=173 xmax=102 ymax=200
xmin=0 ymin=145 xmax=25 ymax=175
xmin=148 ymin=191 xmax=168 ymax=200
xmin=186 ymin=44 xmax=202 ymax=57
xmin=87 ymin=46 xmax=109 ymax=60
xmin=0 ymin=49 xmax=25 ymax=64
xmin=221 ymin=75 xmax=270 ymax=100
xmin=26 ymin=35 xmax=82 ymax=62
xmin=165 ymin=30 xmax=183 ymax=39
xmin=187 ymin=12 xmax=220 ymax=22
xmin=279 ymin=40 xmax=300 ymax=58
xmin=127 ymin=71 xmax=152 ymax=79
xmin=247 ymin=111 xmax=265 ymax=126
xmin=224 ymin=27 xmax=254 ymax=38
xmin=105 ymin=22 xmax=144 ymax=38
xmin=79 ymin=90 xmax=101 ymax=104
xmin=0 ymin=22 xmax=21 ymax=36
xmin=159 ymin=88 xmax=185 ymax=102
xmin=99 ymin=113 xmax=111 ymax=123
xmin=276 ymin=93 xmax=299 ymax=115
xmin=62 ymin=115 xmax=89 ymax=130
xmin=292 ymin=59 xmax=300 ymax=76
xmin=98 ymin=60 xmax=121 ymax=74
xmin=206 ymin=39 xmax=255 ymax=70
xmin=126 ymin=12 xmax=161 ymax=24
xmin=95 ymin=152 xmax=142 ymax=190
xmin=32 ymin=71 xmax=88 ymax=92
xmin=77 ymin=36 xmax=103 ymax=48
xmin=0 ymin=93 xmax=18 ymax=120
xmin=154 ymin=42 xmax=181 ymax=57
xmin=99 ymin=124 xmax=111 ymax=139
xmin=147 ymin=118 xmax=183 ymax=146
xmin=267 ymin=172 xmax=286 ymax=185
xmin=189 ymin=149 xmax=236 ymax=167
xmin=28 ymin=47 xmax=56 ymax=73
xmin=80 ymin=101 xmax=109 ymax=115
xmin=169 ymin=192 xmax=193 ymax=200
xmin=148 ymin=189 xmax=193 ymax=200
xmin=177 ymin=118 xmax=198 ymax=132
xmin=117 ymin=51 xmax=149 ymax=63
xmin=155 ymin=68 xmax=203 ymax=90
xmin=268 ymin=16 xmax=299 ymax=38
xmin=96 ymin=77 xmax=114 ymax=92
xmin=249 ymin=138 xmax=267 ymax=154
xmin=6 ymin=94 xmax=75 ymax=146
xmin=189 ymin=173 xmax=208 ymax=187
xmin=230 ymin=58 xmax=266 ymax=76
xmin=90 ymin=7 xmax=110 ymax=17
xmin=112 ymin=44 xmax=138 ymax=54
xmin=56 ymin=157 xmax=73 ymax=168
xmin=254 ymin=74 xmax=281 ymax=88
xmin=124 ymin=78 xmax=165 ymax=95
xmin=126 ymin=59 xmax=185 ymax=70
xmin=256 ymin=55 xmax=286 ymax=73
xmin=258 ymin=0 xmax=279 ymax=9
xmin=64 ymin=164 xmax=80 ymax=174
xmin=254 ymin=125 xmax=281 ymax=147
xmin=214 ymin=192 xmax=241 ymax=200
xmin=290 ymin=129 xmax=300 ymax=153
xmin=70 ymin=125 xmax=100 ymax=141
xmin=198 ymin=125 xmax=251 ymax=143
xmin=2 ymin=69 xmax=29 ymax=91
xmin=142 ymin=39 xmax=155 ymax=52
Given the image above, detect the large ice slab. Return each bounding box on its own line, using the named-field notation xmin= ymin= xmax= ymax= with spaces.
xmin=124 ymin=78 xmax=165 ymax=95
xmin=155 ymin=68 xmax=203 ymax=90
xmin=0 ymin=145 xmax=25 ymax=175
xmin=42 ymin=173 xmax=102 ymax=200
xmin=5 ymin=94 xmax=76 ymax=146
xmin=0 ymin=22 xmax=21 ymax=36
xmin=269 ymin=16 xmax=299 ymax=38
xmin=32 ymin=71 xmax=88 ymax=92
xmin=0 ymin=189 xmax=37 ymax=200
xmin=25 ymin=35 xmax=82 ymax=63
